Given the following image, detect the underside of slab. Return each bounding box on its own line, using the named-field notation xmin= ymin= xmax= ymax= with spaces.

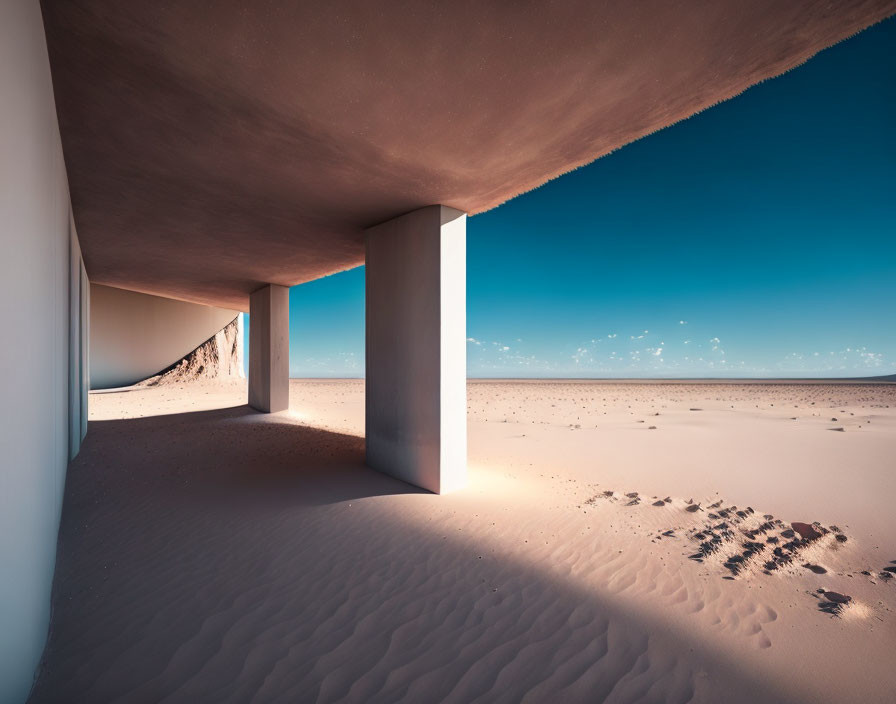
xmin=40 ymin=1 xmax=896 ymax=310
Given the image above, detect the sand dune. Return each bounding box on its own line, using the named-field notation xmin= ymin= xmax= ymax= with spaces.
xmin=30 ymin=380 xmax=896 ymax=703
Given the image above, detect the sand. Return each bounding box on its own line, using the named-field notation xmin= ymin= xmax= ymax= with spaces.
xmin=30 ymin=379 xmax=896 ymax=703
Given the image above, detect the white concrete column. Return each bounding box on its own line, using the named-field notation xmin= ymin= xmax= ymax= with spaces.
xmin=248 ymin=284 xmax=289 ymax=412
xmin=365 ymin=205 xmax=467 ymax=494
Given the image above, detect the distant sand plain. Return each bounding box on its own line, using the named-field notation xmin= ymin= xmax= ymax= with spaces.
xmin=31 ymin=379 xmax=896 ymax=703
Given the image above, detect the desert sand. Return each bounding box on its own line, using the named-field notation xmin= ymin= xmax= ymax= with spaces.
xmin=31 ymin=379 xmax=896 ymax=703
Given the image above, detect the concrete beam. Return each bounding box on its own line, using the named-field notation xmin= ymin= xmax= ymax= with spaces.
xmin=365 ymin=205 xmax=467 ymax=494
xmin=248 ymin=284 xmax=289 ymax=413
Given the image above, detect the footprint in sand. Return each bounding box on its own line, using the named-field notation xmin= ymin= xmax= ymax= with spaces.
xmin=583 ymin=486 xmax=866 ymax=624
xmin=817 ymin=590 xmax=852 ymax=616
xmin=803 ymin=563 xmax=827 ymax=575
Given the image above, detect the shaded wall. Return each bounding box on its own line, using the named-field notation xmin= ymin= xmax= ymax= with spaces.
xmin=90 ymin=284 xmax=239 ymax=389
xmin=0 ymin=1 xmax=89 ymax=701
xmin=141 ymin=316 xmax=244 ymax=386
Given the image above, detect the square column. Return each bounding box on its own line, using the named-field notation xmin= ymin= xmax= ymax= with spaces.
xmin=365 ymin=205 xmax=467 ymax=494
xmin=248 ymin=284 xmax=289 ymax=412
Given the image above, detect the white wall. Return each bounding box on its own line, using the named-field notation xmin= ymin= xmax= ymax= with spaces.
xmin=90 ymin=284 xmax=239 ymax=389
xmin=0 ymin=1 xmax=89 ymax=701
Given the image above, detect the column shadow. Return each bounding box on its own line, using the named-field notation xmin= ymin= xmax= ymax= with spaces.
xmin=74 ymin=404 xmax=424 ymax=508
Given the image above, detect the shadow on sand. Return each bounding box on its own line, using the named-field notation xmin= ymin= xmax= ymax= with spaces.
xmin=30 ymin=405 xmax=799 ymax=704
xmin=79 ymin=404 xmax=424 ymax=508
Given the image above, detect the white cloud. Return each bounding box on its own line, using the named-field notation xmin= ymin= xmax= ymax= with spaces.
xmin=572 ymin=347 xmax=590 ymax=365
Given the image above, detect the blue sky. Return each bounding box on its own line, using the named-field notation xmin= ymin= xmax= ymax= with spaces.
xmin=248 ymin=17 xmax=895 ymax=379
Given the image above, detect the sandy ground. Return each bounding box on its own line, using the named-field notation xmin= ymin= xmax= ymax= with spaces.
xmin=31 ymin=379 xmax=896 ymax=703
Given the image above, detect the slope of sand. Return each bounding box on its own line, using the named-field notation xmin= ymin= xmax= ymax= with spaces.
xmin=31 ymin=380 xmax=896 ymax=703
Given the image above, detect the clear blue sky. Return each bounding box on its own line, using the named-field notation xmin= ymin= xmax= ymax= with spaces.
xmin=247 ymin=17 xmax=895 ymax=379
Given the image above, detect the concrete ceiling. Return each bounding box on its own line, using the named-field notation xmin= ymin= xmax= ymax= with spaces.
xmin=42 ymin=1 xmax=896 ymax=311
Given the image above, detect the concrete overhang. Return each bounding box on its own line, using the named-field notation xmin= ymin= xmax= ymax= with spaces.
xmin=41 ymin=1 xmax=896 ymax=311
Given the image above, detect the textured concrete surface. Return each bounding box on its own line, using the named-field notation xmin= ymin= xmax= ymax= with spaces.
xmin=40 ymin=1 xmax=896 ymax=310
xmin=89 ymin=284 xmax=239 ymax=389
xmin=366 ymin=206 xmax=467 ymax=493
xmin=248 ymin=285 xmax=289 ymax=413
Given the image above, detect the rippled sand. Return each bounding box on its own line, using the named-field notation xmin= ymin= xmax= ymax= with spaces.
xmin=31 ymin=380 xmax=896 ymax=703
